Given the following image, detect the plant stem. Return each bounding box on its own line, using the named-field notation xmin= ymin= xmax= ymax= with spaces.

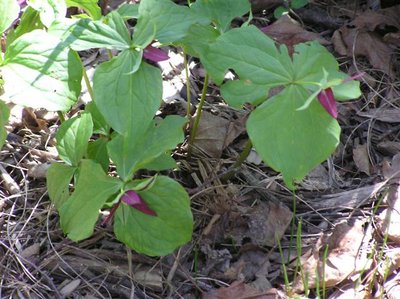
xmin=187 ymin=73 xmax=209 ymax=158
xmin=57 ymin=111 xmax=66 ymax=123
xmin=220 ymin=139 xmax=252 ymax=181
xmin=183 ymin=51 xmax=191 ymax=119
xmin=82 ymin=67 xmax=94 ymax=100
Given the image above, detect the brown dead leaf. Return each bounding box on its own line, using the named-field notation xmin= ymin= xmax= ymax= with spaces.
xmin=192 ymin=111 xmax=246 ymax=158
xmin=353 ymin=143 xmax=371 ymax=175
xmin=376 ymin=153 xmax=400 ymax=243
xmin=223 ymin=248 xmax=270 ymax=281
xmin=357 ymin=108 xmax=400 ymax=123
xmin=22 ymin=108 xmax=48 ymax=133
xmin=202 ymin=281 xmax=284 ymax=299
xmin=332 ymin=5 xmax=400 ymax=78
xmin=293 ymin=220 xmax=367 ymax=292
xmin=261 ymin=15 xmax=329 ymax=53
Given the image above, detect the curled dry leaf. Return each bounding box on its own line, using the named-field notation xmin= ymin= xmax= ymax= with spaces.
xmin=192 ymin=110 xmax=246 ymax=158
xmin=353 ymin=143 xmax=371 ymax=175
xmin=332 ymin=5 xmax=400 ymax=78
xmin=202 ymin=281 xmax=285 ymax=299
xmin=261 ymin=15 xmax=329 ymax=54
xmin=293 ymin=220 xmax=368 ymax=292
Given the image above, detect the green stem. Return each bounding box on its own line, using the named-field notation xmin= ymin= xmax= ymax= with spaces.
xmin=183 ymin=51 xmax=191 ymax=119
xmin=187 ymin=73 xmax=209 ymax=158
xmin=82 ymin=67 xmax=94 ymax=101
xmin=57 ymin=111 xmax=66 ymax=123
xmin=220 ymin=139 xmax=252 ymax=181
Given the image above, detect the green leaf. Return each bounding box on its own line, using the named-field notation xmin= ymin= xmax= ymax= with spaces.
xmin=205 ymin=26 xmax=361 ymax=187
xmin=131 ymin=15 xmax=155 ymax=48
xmin=104 ymin=11 xmax=131 ymax=45
xmin=49 ymin=18 xmax=130 ymax=51
xmin=221 ymin=80 xmax=269 ymax=108
xmin=47 ymin=163 xmax=77 ymax=209
xmin=117 ymin=3 xmax=139 ymax=20
xmin=60 ymin=159 xmax=122 ymax=241
xmin=202 ymin=25 xmax=292 ymax=85
xmin=56 ymin=112 xmax=93 ymax=166
xmin=178 ymin=24 xmax=220 ymax=58
xmin=108 ymin=115 xmax=186 ymax=180
xmin=0 ymin=0 xmax=19 ymax=35
xmin=85 ymin=101 xmax=110 ymax=135
xmin=29 ymin=0 xmax=67 ymax=27
xmin=93 ymin=56 xmax=161 ymax=134
xmin=114 ymin=175 xmax=192 ymax=256
xmin=291 ymin=0 xmax=308 ymax=9
xmin=247 ymin=86 xmax=340 ymax=189
xmin=66 ymin=0 xmax=101 ymax=20
xmin=273 ymin=6 xmax=288 ymax=19
xmin=332 ymin=80 xmax=361 ymax=101
xmin=0 ymin=101 xmax=10 ymax=149
xmin=140 ymin=152 xmax=177 ymax=171
xmin=190 ymin=0 xmax=250 ymax=33
xmin=87 ymin=137 xmax=109 ymax=172
xmin=0 ymin=30 xmax=82 ymax=111
xmin=138 ymin=0 xmax=208 ymax=44
xmin=6 ymin=7 xmax=44 ymax=47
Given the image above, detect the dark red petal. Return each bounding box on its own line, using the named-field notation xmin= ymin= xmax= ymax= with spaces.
xmin=317 ymin=88 xmax=337 ymax=118
xmin=121 ymin=190 xmax=157 ymax=216
xmin=143 ymin=45 xmax=169 ymax=62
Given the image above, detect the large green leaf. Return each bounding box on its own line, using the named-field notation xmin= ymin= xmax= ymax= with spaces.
xmin=56 ymin=112 xmax=93 ymax=167
xmin=104 ymin=11 xmax=131 ymax=45
xmin=0 ymin=101 xmax=10 ymax=149
xmin=93 ymin=55 xmax=161 ymax=134
xmin=49 ymin=18 xmax=130 ymax=51
xmin=0 ymin=0 xmax=19 ymax=35
xmin=0 ymin=30 xmax=82 ymax=111
xmin=137 ymin=0 xmax=208 ymax=44
xmin=178 ymin=23 xmax=220 ymax=58
xmin=47 ymin=163 xmax=77 ymax=209
xmin=108 ymin=115 xmax=186 ymax=180
xmin=29 ymin=0 xmax=67 ymax=27
xmin=66 ymin=0 xmax=101 ymax=20
xmin=247 ymin=86 xmax=340 ymax=188
xmin=190 ymin=0 xmax=250 ymax=33
xmin=202 ymin=25 xmax=292 ymax=85
xmin=87 ymin=137 xmax=109 ymax=172
xmin=60 ymin=159 xmax=122 ymax=241
xmin=114 ymin=176 xmax=192 ymax=256
xmin=5 ymin=7 xmax=44 ymax=47
xmin=117 ymin=3 xmax=139 ymax=20
xmin=204 ymin=25 xmax=361 ymax=188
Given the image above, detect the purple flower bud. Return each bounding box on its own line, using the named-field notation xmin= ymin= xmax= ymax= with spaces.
xmin=121 ymin=190 xmax=157 ymax=216
xmin=317 ymin=87 xmax=337 ymax=118
xmin=143 ymin=45 xmax=169 ymax=62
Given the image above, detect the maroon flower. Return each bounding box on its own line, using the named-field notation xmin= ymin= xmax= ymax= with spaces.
xmin=317 ymin=87 xmax=337 ymax=118
xmin=121 ymin=190 xmax=157 ymax=216
xmin=143 ymin=45 xmax=169 ymax=62
xmin=317 ymin=72 xmax=364 ymax=119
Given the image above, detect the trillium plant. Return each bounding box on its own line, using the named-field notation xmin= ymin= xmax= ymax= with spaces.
xmin=0 ymin=0 xmax=361 ymax=256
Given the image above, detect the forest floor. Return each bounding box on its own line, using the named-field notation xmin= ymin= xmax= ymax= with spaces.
xmin=1 ymin=0 xmax=400 ymax=298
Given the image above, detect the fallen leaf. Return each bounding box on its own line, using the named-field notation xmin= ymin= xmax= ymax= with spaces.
xmin=332 ymin=5 xmax=400 ymax=78
xmin=293 ymin=220 xmax=367 ymax=292
xmin=353 ymin=143 xmax=371 ymax=175
xmin=192 ymin=110 xmax=246 ymax=158
xmin=358 ymin=108 xmax=400 ymax=123
xmin=261 ymin=14 xmax=329 ymax=53
xmin=223 ymin=248 xmax=270 ymax=281
xmin=202 ymin=281 xmax=284 ymax=299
